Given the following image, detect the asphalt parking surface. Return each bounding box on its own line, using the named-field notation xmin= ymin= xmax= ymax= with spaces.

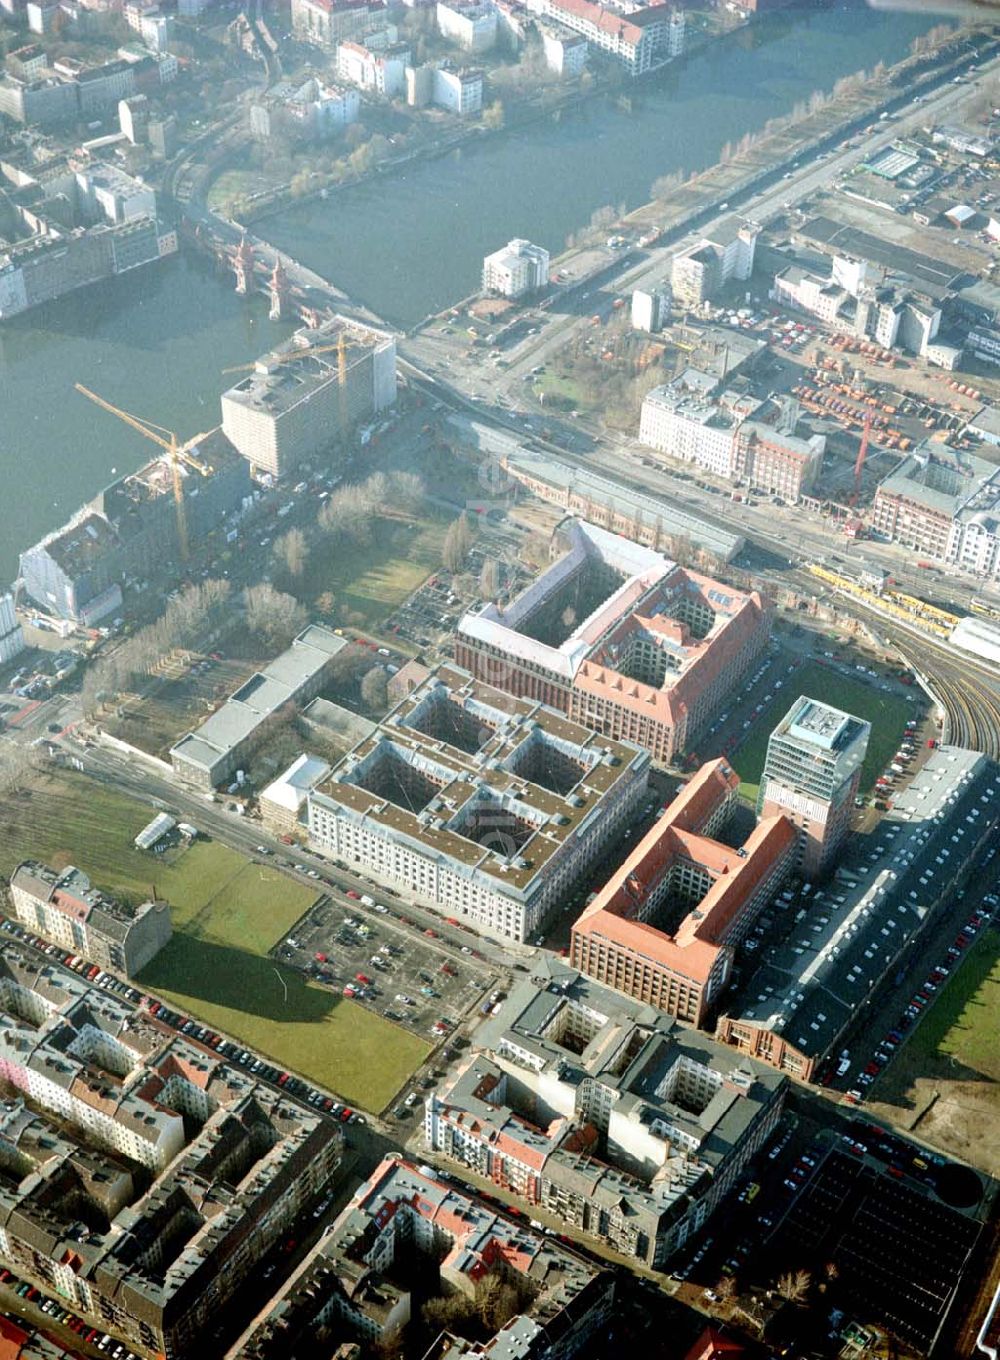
xmin=275 ymin=893 xmax=496 ymax=1045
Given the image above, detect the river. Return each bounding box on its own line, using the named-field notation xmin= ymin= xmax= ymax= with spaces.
xmin=0 ymin=0 xmax=937 ymax=584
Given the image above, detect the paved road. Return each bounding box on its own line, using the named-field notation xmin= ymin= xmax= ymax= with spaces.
xmin=398 ymin=49 xmax=1000 ymax=612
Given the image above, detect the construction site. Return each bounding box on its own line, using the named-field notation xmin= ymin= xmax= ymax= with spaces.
xmin=220 ymin=316 xmax=397 ymax=480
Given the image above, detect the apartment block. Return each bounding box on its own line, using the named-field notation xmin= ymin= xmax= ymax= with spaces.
xmin=482 ymin=238 xmax=550 ymax=298
xmin=535 ymin=0 xmax=683 ymax=75
xmin=719 ymin=746 xmax=997 ymax=1079
xmin=10 ymin=862 xmax=172 ymax=979
xmin=220 ymin=316 xmax=397 ymax=478
xmin=336 ymin=40 xmax=408 ymax=95
xmin=0 ymin=954 xmax=343 ymax=1359
xmin=236 ymin=1156 xmax=613 ymax=1359
xmin=757 ymin=696 xmax=870 ymax=879
xmin=671 ymin=219 xmax=758 ymax=308
xmin=290 ymin=0 xmax=387 ymax=46
xmin=871 ymin=440 xmax=1000 ymax=577
xmin=638 ymin=381 xmax=824 ymax=503
xmin=571 ymin=758 xmax=796 ymax=1024
xmin=425 ymin=960 xmax=786 ymax=1267
xmin=455 ymin=519 xmax=771 ymax=766
xmin=436 ymin=0 xmax=497 ymax=50
xmin=432 ymin=65 xmax=482 ymax=114
xmin=306 ymin=663 xmax=649 ymax=942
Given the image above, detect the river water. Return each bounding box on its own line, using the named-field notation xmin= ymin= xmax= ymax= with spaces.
xmin=0 ymin=1 xmax=936 ymax=583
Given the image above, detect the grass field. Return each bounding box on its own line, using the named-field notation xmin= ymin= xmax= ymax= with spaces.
xmin=301 ymin=517 xmax=446 ymax=631
xmin=0 ymin=775 xmax=431 ymax=1109
xmin=729 ymin=660 xmax=917 ymax=803
xmin=900 ymin=930 xmax=1000 ymax=1082
xmin=868 ymin=928 xmax=1000 ymax=1174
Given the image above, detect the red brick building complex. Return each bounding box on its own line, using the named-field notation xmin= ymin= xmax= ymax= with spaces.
xmin=455 ymin=519 xmax=771 ymax=766
xmin=571 ymin=758 xmax=797 ymax=1025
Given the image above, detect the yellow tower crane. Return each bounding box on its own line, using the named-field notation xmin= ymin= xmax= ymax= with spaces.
xmin=75 ymin=384 xmax=216 ymax=563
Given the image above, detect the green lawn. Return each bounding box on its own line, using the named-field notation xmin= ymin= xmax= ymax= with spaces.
xmin=903 ymin=929 xmax=1000 ymax=1082
xmin=729 ymin=659 xmax=917 ymax=804
xmin=0 ymin=775 xmax=430 ymax=1109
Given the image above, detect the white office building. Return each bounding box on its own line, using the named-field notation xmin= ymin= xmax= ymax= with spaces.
xmin=482 ymin=238 xmax=550 ymax=298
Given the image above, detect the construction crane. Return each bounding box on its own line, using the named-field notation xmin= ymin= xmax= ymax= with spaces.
xmin=75 ymin=384 xmax=215 ymax=563
xmin=221 ymin=332 xmax=349 ymax=376
xmin=850 ymin=409 xmax=873 ymax=507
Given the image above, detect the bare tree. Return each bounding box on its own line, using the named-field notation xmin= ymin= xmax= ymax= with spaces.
xmin=715 ymin=1275 xmax=737 ymax=1303
xmin=776 ymin=1269 xmax=811 ymax=1304
xmin=442 ymin=515 xmax=475 ymax=573
xmin=243 ymin=583 xmax=308 ymax=650
xmin=316 ymin=590 xmax=337 ymax=618
xmin=480 ymin=557 xmax=500 ymax=599
xmin=360 ymin=664 xmax=389 ymax=713
xmin=274 ymin=527 xmax=308 ymax=579
xmin=386 ymin=469 xmax=426 ymax=515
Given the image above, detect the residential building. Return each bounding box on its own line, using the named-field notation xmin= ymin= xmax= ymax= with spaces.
xmin=251 ymin=77 xmax=360 ymax=140
xmin=497 ymin=444 xmax=744 ymax=562
xmin=336 ymin=40 xmax=408 ymax=94
xmin=631 ymin=286 xmax=668 ymax=333
xmin=10 ymin=862 xmax=172 ymax=978
xmin=455 ymin=519 xmax=770 ymax=766
xmin=0 ymin=592 xmax=25 ymax=666
xmin=426 ymin=958 xmax=786 ymax=1266
xmin=290 ymin=0 xmax=388 ymax=47
xmin=70 ymin=58 xmax=137 ymax=113
xmin=0 ymin=955 xmax=343 ymax=1359
xmin=571 ymin=759 xmax=796 ymax=1024
xmin=306 ymin=663 xmax=649 ymax=942
xmin=533 ymin=0 xmax=683 ymax=75
xmin=431 ymin=65 xmax=482 ymax=114
xmin=757 ymin=696 xmax=870 ymax=878
xmin=235 ymin=1156 xmax=614 ymax=1359
xmin=671 ymin=219 xmax=759 ymax=309
xmin=482 ymin=238 xmax=550 ymax=298
xmin=170 ymin=624 xmax=348 ymax=790
xmin=19 ymin=430 xmax=249 ymax=623
xmin=436 ymin=0 xmax=497 ymax=50
xmin=123 ymin=4 xmax=174 ymax=50
xmin=719 ymin=746 xmax=998 ymax=1079
xmin=871 ymin=441 xmax=1000 ymax=574
xmin=639 ymin=380 xmax=825 ymax=502
xmin=539 ymin=24 xmax=587 ymax=76
xmin=118 ymin=92 xmax=150 ymax=144
xmin=220 ymin=317 xmax=397 ymax=478
xmin=0 ymin=157 xmax=176 ymax=321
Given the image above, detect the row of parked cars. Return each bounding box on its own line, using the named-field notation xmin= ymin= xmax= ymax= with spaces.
xmin=845 ymin=906 xmax=988 ymax=1105
xmin=0 ymin=921 xmax=359 ymax=1127
xmin=0 ymin=1268 xmax=137 ymax=1357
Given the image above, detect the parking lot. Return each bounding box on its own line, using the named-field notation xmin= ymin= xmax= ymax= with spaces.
xmin=669 ymin=1104 xmax=986 ymax=1354
xmin=275 ymin=890 xmax=496 ymax=1055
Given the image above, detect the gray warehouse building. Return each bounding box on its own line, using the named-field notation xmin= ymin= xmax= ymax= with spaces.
xmin=170 ymin=623 xmax=347 ymax=790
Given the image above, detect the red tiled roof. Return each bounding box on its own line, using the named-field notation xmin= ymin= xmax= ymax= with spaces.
xmin=547 ymin=0 xmax=644 ymax=45
xmin=572 ymin=759 xmax=795 ymax=986
xmin=0 ymin=1316 xmax=28 ymax=1360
